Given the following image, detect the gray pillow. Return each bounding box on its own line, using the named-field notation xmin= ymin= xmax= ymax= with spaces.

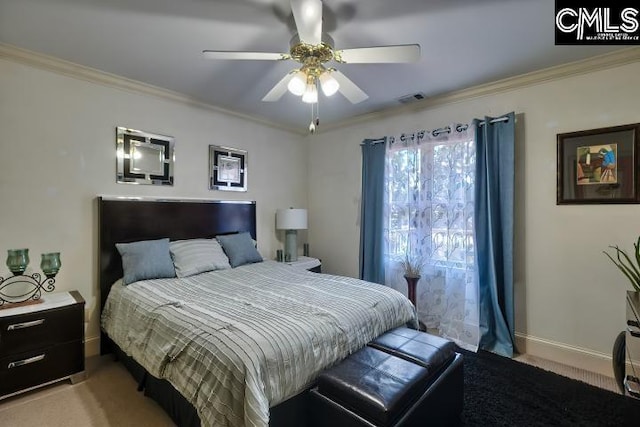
xmin=216 ymin=232 xmax=263 ymax=268
xmin=116 ymin=238 xmax=176 ymax=285
xmin=170 ymin=238 xmax=231 ymax=278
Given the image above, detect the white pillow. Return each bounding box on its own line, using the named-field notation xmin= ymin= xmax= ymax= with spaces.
xmin=169 ymin=238 xmax=231 ymax=278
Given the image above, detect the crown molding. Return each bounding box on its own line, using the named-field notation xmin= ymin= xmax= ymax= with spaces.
xmin=3 ymin=43 xmax=639 ymax=138
xmin=0 ymin=43 xmax=302 ymax=135
xmin=323 ymin=47 xmax=640 ymax=133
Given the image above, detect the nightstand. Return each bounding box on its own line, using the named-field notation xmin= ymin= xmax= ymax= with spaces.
xmin=0 ymin=291 xmax=85 ymax=400
xmin=285 ymin=256 xmax=322 ymax=273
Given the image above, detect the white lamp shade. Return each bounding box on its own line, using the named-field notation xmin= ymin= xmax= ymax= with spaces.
xmin=276 ymin=208 xmax=308 ymax=230
xmin=319 ymin=71 xmax=339 ymax=96
xmin=301 ymin=83 xmax=318 ymax=104
xmin=287 ymin=71 xmax=307 ymax=96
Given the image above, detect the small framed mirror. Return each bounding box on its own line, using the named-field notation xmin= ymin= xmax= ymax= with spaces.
xmin=209 ymin=145 xmax=248 ymax=192
xmin=116 ymin=127 xmax=175 ymax=185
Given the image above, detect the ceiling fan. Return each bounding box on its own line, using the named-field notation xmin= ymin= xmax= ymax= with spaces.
xmin=202 ymin=0 xmax=420 ymax=109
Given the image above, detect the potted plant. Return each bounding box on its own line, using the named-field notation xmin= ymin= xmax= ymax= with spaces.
xmin=603 ymin=236 xmax=640 ymax=292
xmin=603 ymin=236 xmax=640 ymax=393
xmin=399 ymin=253 xmax=425 ymax=331
xmin=399 ymin=253 xmax=424 ymax=306
xmin=400 ymin=253 xmax=423 ymax=278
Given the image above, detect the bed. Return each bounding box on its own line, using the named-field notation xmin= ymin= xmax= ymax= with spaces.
xmin=98 ymin=197 xmax=416 ymax=427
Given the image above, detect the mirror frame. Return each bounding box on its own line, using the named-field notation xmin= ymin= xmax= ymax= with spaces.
xmin=116 ymin=127 xmax=175 ymax=186
xmin=209 ymin=145 xmax=248 ymax=192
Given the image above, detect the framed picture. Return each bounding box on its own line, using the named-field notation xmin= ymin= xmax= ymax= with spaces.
xmin=116 ymin=127 xmax=174 ymax=185
xmin=209 ymin=145 xmax=247 ymax=192
xmin=557 ymin=123 xmax=640 ymax=204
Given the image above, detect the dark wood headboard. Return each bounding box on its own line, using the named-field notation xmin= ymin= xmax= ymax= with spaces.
xmin=98 ymin=196 xmax=256 ymax=353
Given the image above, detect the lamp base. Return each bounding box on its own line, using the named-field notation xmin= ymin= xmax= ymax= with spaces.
xmin=284 ymin=230 xmax=298 ymax=262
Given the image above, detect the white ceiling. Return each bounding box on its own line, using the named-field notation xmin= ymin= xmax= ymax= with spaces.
xmin=0 ymin=0 xmax=624 ymax=132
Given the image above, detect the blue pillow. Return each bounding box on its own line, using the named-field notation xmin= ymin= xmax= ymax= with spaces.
xmin=116 ymin=238 xmax=176 ymax=285
xmin=216 ymin=232 xmax=263 ymax=268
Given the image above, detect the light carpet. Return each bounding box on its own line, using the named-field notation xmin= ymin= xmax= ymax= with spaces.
xmin=0 ymin=356 xmax=173 ymax=427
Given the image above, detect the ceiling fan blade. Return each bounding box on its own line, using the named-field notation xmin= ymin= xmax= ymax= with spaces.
xmin=202 ymin=51 xmax=288 ymax=61
xmin=336 ymin=44 xmax=421 ymax=64
xmin=262 ymin=73 xmax=294 ymax=102
xmin=332 ymin=70 xmax=368 ymax=104
xmin=290 ymin=0 xmax=323 ymax=45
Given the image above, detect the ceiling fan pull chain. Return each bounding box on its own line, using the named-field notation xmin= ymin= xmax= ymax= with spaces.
xmin=309 ymin=102 xmax=316 ymax=134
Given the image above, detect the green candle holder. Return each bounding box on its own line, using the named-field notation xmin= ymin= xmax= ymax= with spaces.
xmin=41 ymin=253 xmax=61 ymax=279
xmin=1 ymin=249 xmax=60 ymax=306
xmin=6 ymin=249 xmax=29 ymax=276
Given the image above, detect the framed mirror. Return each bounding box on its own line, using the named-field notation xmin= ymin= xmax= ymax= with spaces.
xmin=209 ymin=145 xmax=248 ymax=192
xmin=116 ymin=127 xmax=175 ymax=185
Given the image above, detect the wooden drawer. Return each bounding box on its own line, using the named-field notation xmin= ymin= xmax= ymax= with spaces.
xmin=0 ymin=340 xmax=84 ymax=396
xmin=0 ymin=303 xmax=83 ymax=357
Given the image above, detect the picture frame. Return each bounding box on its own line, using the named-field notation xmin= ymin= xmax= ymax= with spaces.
xmin=116 ymin=127 xmax=174 ymax=186
xmin=209 ymin=145 xmax=247 ymax=192
xmin=557 ymin=123 xmax=640 ymax=204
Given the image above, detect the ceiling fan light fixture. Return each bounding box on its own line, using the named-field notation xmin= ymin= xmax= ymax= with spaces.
xmin=287 ymin=70 xmax=307 ymax=96
xmin=319 ymin=70 xmax=339 ymax=97
xmin=202 ymin=0 xmax=421 ymax=130
xmin=302 ymin=83 xmax=318 ymax=104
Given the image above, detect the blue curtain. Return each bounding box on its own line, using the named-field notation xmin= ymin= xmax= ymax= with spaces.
xmin=474 ymin=113 xmax=516 ymax=357
xmin=359 ymin=138 xmax=386 ymax=284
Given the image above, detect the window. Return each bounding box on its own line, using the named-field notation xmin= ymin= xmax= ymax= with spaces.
xmin=385 ymin=134 xmax=475 ymax=269
xmin=383 ymin=126 xmax=478 ymax=350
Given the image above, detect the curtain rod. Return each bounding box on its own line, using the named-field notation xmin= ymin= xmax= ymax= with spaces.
xmin=360 ymin=138 xmax=387 ymax=146
xmin=394 ymin=124 xmax=468 ymax=143
xmin=478 ymin=116 xmax=509 ymax=127
xmin=361 ymin=115 xmax=511 ymax=146
xmin=428 ymin=116 xmax=510 ymax=136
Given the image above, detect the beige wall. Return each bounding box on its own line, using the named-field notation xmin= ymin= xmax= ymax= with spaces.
xmin=3 ymin=48 xmax=639 ymax=375
xmin=307 ymin=59 xmax=640 ymax=373
xmin=0 ymin=58 xmax=307 ymax=353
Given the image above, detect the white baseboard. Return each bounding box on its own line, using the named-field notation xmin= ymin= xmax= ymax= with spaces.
xmin=85 ymin=335 xmax=100 ymax=357
xmin=515 ymin=333 xmax=615 ymax=378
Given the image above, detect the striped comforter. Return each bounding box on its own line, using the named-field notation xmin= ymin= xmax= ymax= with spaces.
xmin=101 ymin=261 xmax=416 ymax=427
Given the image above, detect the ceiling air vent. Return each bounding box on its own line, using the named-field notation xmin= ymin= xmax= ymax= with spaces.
xmin=398 ymin=92 xmax=425 ymax=104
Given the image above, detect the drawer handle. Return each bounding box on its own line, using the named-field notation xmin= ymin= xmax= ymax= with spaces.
xmin=625 ymin=376 xmax=640 ymax=398
xmin=7 ymin=319 xmax=45 ymax=331
xmin=8 ymin=353 xmax=45 ymax=369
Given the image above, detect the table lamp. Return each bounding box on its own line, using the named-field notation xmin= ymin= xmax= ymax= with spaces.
xmin=276 ymin=208 xmax=307 ymax=262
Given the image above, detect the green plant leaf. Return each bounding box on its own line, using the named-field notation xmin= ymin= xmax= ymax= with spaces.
xmin=616 ymin=246 xmax=640 ymax=285
xmin=604 ymin=251 xmax=636 ymax=286
xmin=604 ymin=241 xmax=640 ymax=292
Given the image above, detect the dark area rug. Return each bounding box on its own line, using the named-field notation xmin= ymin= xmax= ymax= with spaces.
xmin=459 ymin=348 xmax=640 ymax=426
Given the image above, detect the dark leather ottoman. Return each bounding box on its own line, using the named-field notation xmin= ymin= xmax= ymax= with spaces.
xmin=310 ymin=328 xmax=463 ymax=427
xmin=368 ymin=327 xmax=456 ymax=370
